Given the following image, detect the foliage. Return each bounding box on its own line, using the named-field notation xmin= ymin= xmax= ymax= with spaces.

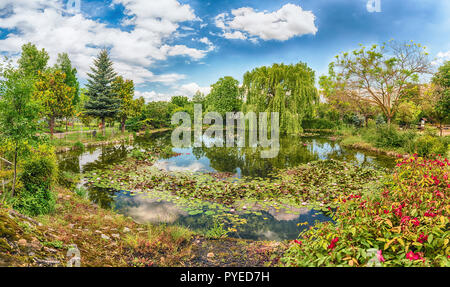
xmin=74 ymin=187 xmax=88 ymax=198
xmin=58 ymin=170 xmax=80 ymax=190
xmin=192 ymin=91 xmax=206 ymax=105
xmin=126 ymin=101 xmax=176 ymax=131
xmin=84 ymin=49 xmax=120 ymax=127
xmin=282 ymin=156 xmax=449 ymax=267
xmin=205 ymin=221 xmax=229 ymax=239
xmin=371 ymin=124 xmax=415 ymax=149
xmin=17 ymin=43 xmax=49 ymax=77
xmin=429 ymin=61 xmax=450 ymax=135
xmin=332 ymin=41 xmax=431 ymax=124
xmin=206 ymin=76 xmax=240 ymax=117
xmin=73 ymin=141 xmax=85 ymax=151
xmin=13 ymin=145 xmax=58 ymax=216
xmin=395 ymin=101 xmax=421 ymax=127
xmin=302 ymin=118 xmax=337 ymax=130
xmin=242 ymin=63 xmax=318 ymax=134
xmin=171 ymin=96 xmax=190 ymax=108
xmin=34 ymin=70 xmax=76 ymax=136
xmin=0 ymin=64 xmax=41 ymax=195
xmin=112 ymin=76 xmax=141 ymax=132
xmin=409 ymin=135 xmax=448 ymax=157
xmin=319 ymin=67 xmax=379 ymax=125
xmin=129 ymin=149 xmax=146 ymax=160
xmin=54 ymin=53 xmax=80 ymax=106
xmin=85 ymin=158 xmax=383 ymax=211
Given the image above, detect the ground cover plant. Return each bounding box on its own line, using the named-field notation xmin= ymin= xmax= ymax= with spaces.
xmin=281 ymin=155 xmax=449 ymax=267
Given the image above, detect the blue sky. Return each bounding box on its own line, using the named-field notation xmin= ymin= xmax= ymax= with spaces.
xmin=0 ymin=0 xmax=449 ymax=101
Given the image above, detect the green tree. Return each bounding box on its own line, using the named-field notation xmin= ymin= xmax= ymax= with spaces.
xmin=17 ymin=43 xmax=49 ymax=77
xmin=171 ymin=96 xmax=190 ymax=108
xmin=55 ymin=53 xmax=80 ymax=106
xmin=0 ymin=66 xmax=41 ymax=196
xmin=395 ymin=101 xmax=421 ymax=127
xmin=84 ymin=49 xmax=120 ymax=134
xmin=192 ymin=90 xmax=206 ymax=105
xmin=112 ymin=76 xmax=135 ymax=133
xmin=242 ymin=63 xmax=318 ymax=134
xmin=332 ymin=41 xmax=431 ymax=125
xmin=206 ymin=76 xmax=240 ymax=117
xmin=431 ymin=61 xmax=450 ymax=136
xmin=34 ymin=70 xmax=76 ymax=137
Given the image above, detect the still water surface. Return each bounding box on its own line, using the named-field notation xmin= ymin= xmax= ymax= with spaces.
xmin=58 ymin=131 xmax=394 ymax=240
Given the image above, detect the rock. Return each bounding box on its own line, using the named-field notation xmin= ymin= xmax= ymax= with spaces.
xmin=207 ymin=252 xmax=215 ymax=259
xmin=101 ymin=234 xmax=110 ymax=241
xmin=44 ymin=247 xmax=58 ymax=253
xmin=230 ymin=209 xmax=235 ymax=213
xmin=17 ymin=239 xmax=27 ymax=248
xmin=123 ymin=227 xmax=131 ymax=233
xmin=30 ymin=238 xmax=42 ymax=251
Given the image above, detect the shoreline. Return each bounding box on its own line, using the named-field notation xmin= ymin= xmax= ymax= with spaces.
xmin=55 ymin=128 xmax=171 ymax=154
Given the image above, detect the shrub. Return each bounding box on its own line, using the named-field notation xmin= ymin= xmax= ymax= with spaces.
xmin=58 ymin=170 xmax=80 ymax=189
xmin=13 ymin=184 xmax=56 ymax=216
xmin=372 ymin=124 xmax=416 ymax=149
xmin=13 ymin=145 xmax=58 ymax=216
xmin=302 ymin=118 xmax=337 ymax=130
xmin=73 ymin=141 xmax=85 ymax=152
xmin=411 ymin=135 xmax=448 ymax=157
xmin=281 ymin=156 xmax=449 ymax=267
xmin=376 ymin=114 xmax=386 ymax=125
xmin=130 ymin=149 xmax=146 ymax=160
xmin=74 ymin=187 xmax=88 ymax=198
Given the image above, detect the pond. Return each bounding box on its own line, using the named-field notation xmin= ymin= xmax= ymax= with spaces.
xmin=58 ymin=130 xmax=395 ymax=241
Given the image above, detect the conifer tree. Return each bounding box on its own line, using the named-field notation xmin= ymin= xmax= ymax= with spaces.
xmin=84 ymin=49 xmax=120 ymax=133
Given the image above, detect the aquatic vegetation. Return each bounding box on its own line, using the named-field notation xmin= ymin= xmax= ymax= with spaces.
xmin=204 ymin=221 xmax=229 ymax=239
xmin=281 ymin=155 xmax=449 ymax=267
xmin=86 ymin=158 xmax=383 ymax=210
xmin=83 ymin=156 xmax=385 ymax=238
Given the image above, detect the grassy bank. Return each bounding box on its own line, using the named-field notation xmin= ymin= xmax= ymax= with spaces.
xmin=335 ymin=125 xmax=450 ymax=159
xmin=1 ymin=186 xmax=194 ymax=266
xmin=0 ymin=185 xmax=285 ymax=267
xmin=53 ymin=127 xmax=171 ymax=153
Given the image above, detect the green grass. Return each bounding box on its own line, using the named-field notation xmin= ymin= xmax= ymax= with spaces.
xmin=50 ymin=127 xmax=132 ymax=149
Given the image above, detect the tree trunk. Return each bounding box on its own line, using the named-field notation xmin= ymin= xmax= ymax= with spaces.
xmin=121 ymin=120 xmax=126 ymax=133
xmin=49 ymin=117 xmax=55 ymax=138
xmin=11 ymin=145 xmax=18 ymax=197
xmin=102 ymin=118 xmax=106 ymax=136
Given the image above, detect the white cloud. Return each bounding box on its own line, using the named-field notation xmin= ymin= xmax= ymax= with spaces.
xmin=0 ymin=0 xmax=212 ymax=85
xmin=432 ymin=51 xmax=450 ymax=66
xmin=215 ymin=3 xmax=318 ymax=42
xmin=177 ymin=82 xmax=211 ymax=97
xmin=198 ymin=37 xmax=215 ymax=52
xmin=222 ymin=31 xmax=247 ymax=40
xmin=135 ymin=90 xmax=172 ymax=102
xmin=136 ymin=82 xmax=211 ymax=103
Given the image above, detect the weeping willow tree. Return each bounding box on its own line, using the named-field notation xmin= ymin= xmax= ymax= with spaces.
xmin=241 ymin=62 xmax=318 ymax=134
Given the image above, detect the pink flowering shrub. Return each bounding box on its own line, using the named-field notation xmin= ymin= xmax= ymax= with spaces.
xmin=282 ymin=156 xmax=449 ymax=267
